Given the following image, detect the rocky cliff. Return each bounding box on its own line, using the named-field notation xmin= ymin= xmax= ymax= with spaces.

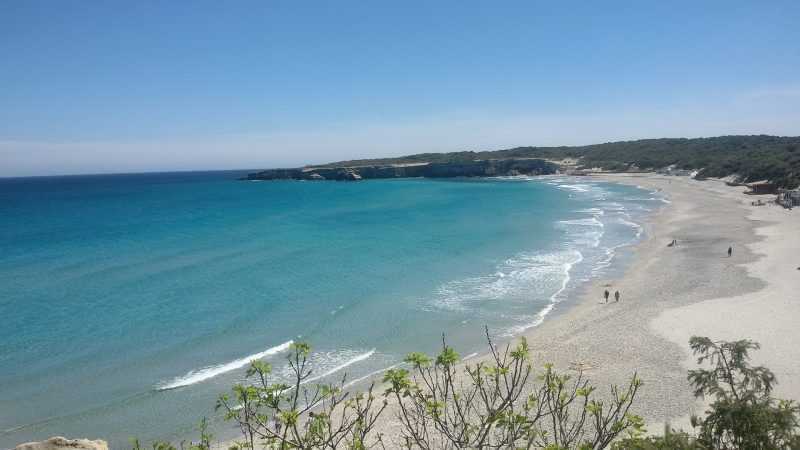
xmin=243 ymin=158 xmax=558 ymax=181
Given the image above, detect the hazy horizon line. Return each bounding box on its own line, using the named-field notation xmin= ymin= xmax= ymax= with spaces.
xmin=2 ymin=132 xmax=797 ymax=179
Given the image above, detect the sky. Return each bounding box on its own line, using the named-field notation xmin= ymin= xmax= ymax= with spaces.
xmin=1 ymin=1 xmax=799 ymax=176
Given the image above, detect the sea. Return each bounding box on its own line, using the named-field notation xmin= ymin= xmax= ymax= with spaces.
xmin=0 ymin=171 xmax=666 ymax=448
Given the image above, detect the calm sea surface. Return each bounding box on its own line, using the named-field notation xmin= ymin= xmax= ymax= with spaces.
xmin=0 ymin=171 xmax=665 ymax=448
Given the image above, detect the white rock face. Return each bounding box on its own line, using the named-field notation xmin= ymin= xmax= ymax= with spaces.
xmin=15 ymin=437 xmax=109 ymax=450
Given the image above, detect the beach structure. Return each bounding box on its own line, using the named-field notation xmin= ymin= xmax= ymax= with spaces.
xmin=656 ymin=165 xmax=693 ymax=177
xmin=777 ymin=189 xmax=800 ymax=208
xmin=746 ymin=181 xmax=777 ymax=195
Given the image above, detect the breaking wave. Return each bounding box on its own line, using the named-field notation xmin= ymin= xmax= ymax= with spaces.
xmin=157 ymin=340 xmax=294 ymax=390
xmin=503 ymin=249 xmax=583 ymax=336
xmin=619 ymin=217 xmax=644 ymax=238
xmin=300 ymin=349 xmax=376 ymax=385
xmin=430 ymin=249 xmax=584 ymax=313
xmin=558 ymin=217 xmax=604 ymax=227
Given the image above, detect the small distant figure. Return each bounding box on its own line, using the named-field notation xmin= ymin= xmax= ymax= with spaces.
xmin=667 ymin=239 xmax=677 ymax=247
xmin=614 ymin=290 xmax=621 ymax=302
xmin=728 ymin=246 xmax=733 ymax=258
xmin=603 ymin=290 xmax=610 ymax=303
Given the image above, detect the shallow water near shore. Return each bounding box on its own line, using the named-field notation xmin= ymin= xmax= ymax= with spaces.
xmin=0 ymin=171 xmax=663 ymax=447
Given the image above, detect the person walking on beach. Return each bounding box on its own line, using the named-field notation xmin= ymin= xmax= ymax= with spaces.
xmin=614 ymin=290 xmax=620 ymax=302
xmin=728 ymin=246 xmax=733 ymax=257
xmin=603 ymin=290 xmax=610 ymax=303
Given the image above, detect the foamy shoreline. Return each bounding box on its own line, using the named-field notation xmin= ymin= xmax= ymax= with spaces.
xmin=502 ymin=173 xmax=799 ymax=432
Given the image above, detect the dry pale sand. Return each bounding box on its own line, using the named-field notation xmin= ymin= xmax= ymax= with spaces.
xmin=498 ymin=173 xmax=799 ymax=432
xmin=649 ymin=176 xmax=800 ymax=427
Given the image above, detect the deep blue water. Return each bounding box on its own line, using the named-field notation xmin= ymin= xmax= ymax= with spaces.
xmin=0 ymin=171 xmax=664 ymax=448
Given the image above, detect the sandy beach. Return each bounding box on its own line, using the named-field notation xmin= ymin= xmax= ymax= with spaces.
xmin=501 ymin=173 xmax=800 ymax=432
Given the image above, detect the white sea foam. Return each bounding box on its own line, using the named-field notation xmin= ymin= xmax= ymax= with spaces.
xmin=556 ymin=184 xmax=591 ymax=193
xmin=592 ymin=245 xmax=619 ymax=275
xmin=503 ymin=249 xmax=583 ymax=336
xmin=430 ymin=249 xmax=583 ymax=312
xmin=157 ymin=340 xmax=294 ymax=390
xmin=558 ymin=217 xmax=604 ymax=227
xmin=623 ymin=196 xmax=671 ymax=203
xmin=303 ymin=349 xmax=376 ymax=385
xmin=463 ymin=352 xmax=479 ymax=361
xmin=577 ymin=208 xmax=605 ymax=216
xmin=598 ymin=201 xmax=626 ymax=212
xmin=618 ymin=217 xmax=644 ymax=238
xmin=427 ymin=177 xmax=650 ymax=339
xmin=557 ymin=215 xmax=605 ymax=248
xmin=590 ymin=217 xmax=645 ymax=276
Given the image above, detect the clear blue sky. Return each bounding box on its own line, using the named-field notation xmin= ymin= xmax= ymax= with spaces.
xmin=2 ymin=0 xmax=799 ymax=176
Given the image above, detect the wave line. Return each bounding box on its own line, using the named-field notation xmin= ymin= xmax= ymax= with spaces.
xmin=304 ymin=349 xmax=376 ymax=385
xmin=157 ymin=340 xmax=294 ymax=390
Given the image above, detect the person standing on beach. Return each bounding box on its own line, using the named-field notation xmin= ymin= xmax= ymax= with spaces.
xmin=604 ymin=290 xmax=610 ymax=303
xmin=614 ymin=290 xmax=620 ymax=302
xmin=728 ymin=246 xmax=733 ymax=257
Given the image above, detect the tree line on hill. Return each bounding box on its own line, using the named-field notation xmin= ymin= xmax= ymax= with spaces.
xmin=315 ymin=135 xmax=800 ymax=189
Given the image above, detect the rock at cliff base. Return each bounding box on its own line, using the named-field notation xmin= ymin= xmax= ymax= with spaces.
xmin=15 ymin=437 xmax=108 ymax=450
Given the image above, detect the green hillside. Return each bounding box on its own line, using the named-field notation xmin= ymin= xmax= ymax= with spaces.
xmin=315 ymin=135 xmax=800 ymax=188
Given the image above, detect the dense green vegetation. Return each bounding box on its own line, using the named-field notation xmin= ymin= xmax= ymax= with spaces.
xmin=614 ymin=337 xmax=800 ymax=450
xmin=137 ymin=334 xmax=799 ymax=449
xmin=315 ymin=135 xmax=800 ymax=188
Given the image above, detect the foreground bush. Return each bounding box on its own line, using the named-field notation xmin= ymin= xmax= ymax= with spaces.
xmin=384 ymin=332 xmax=643 ymax=449
xmin=687 ymin=337 xmax=799 ymax=449
xmin=216 ymin=342 xmax=386 ymax=449
xmin=213 ymin=329 xmax=643 ymax=449
xmin=615 ymin=337 xmax=800 ymax=450
xmin=612 ymin=427 xmax=701 ymax=450
xmin=133 ymin=334 xmax=800 ymax=449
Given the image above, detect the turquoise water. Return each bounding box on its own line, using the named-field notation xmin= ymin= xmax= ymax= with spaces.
xmin=0 ymin=172 xmax=664 ymax=448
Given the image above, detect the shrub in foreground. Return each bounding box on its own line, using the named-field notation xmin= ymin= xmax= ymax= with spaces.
xmin=687 ymin=337 xmax=799 ymax=449
xmin=133 ymin=335 xmax=800 ymax=449
xmin=615 ymin=337 xmax=800 ymax=450
xmin=214 ymin=329 xmax=643 ymax=449
xmin=384 ymin=332 xmax=643 ymax=449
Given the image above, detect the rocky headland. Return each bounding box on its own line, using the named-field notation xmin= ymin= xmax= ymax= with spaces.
xmin=243 ymin=158 xmax=558 ymax=181
xmin=243 ymin=135 xmax=800 ymax=188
